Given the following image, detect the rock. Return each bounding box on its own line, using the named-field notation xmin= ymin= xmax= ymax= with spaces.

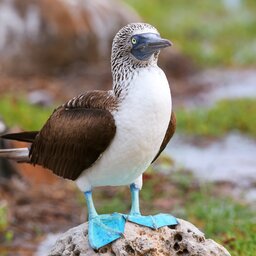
xmin=0 ymin=0 xmax=140 ymax=75
xmin=27 ymin=89 xmax=54 ymax=107
xmin=48 ymin=219 xmax=231 ymax=256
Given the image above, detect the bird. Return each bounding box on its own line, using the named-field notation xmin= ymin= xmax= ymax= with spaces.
xmin=0 ymin=22 xmax=178 ymax=249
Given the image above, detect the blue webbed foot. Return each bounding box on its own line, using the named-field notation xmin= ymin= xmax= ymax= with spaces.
xmin=88 ymin=212 xmax=126 ymax=249
xmin=127 ymin=213 xmax=178 ymax=229
xmin=84 ymin=191 xmax=126 ymax=249
xmin=127 ymin=183 xmax=178 ymax=229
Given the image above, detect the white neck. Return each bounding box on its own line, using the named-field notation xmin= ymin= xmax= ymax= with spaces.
xmin=111 ymin=53 xmax=159 ymax=99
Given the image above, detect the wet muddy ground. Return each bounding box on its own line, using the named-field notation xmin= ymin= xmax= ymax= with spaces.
xmin=175 ymin=69 xmax=256 ymax=107
xmin=167 ymin=133 xmax=256 ymax=201
xmin=168 ymin=68 xmax=256 ymax=202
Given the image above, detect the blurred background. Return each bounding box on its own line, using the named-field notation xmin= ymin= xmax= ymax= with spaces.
xmin=0 ymin=0 xmax=255 ymax=255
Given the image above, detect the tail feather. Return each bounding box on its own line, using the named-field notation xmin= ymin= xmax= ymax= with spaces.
xmin=0 ymin=148 xmax=30 ymax=162
xmin=1 ymin=131 xmax=38 ymax=143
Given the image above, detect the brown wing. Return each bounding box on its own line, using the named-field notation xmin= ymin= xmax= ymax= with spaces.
xmin=30 ymin=91 xmax=117 ymax=180
xmin=152 ymin=111 xmax=176 ymax=163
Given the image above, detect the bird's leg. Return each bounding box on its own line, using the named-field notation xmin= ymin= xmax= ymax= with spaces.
xmin=84 ymin=191 xmax=125 ymax=250
xmin=129 ymin=183 xmax=141 ymax=216
xmin=84 ymin=191 xmax=98 ymax=219
xmin=127 ymin=180 xmax=178 ymax=229
xmin=128 ymin=183 xmax=159 ymax=228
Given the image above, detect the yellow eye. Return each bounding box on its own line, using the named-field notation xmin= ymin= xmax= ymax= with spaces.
xmin=131 ymin=37 xmax=137 ymax=45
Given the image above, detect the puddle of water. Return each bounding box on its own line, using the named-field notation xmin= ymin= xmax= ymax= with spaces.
xmin=186 ymin=69 xmax=256 ymax=107
xmin=205 ymin=69 xmax=256 ymax=102
xmin=170 ymin=69 xmax=256 ymax=202
xmin=167 ymin=133 xmax=256 ymax=188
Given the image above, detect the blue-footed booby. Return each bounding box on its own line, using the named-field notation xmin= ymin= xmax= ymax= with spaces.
xmin=0 ymin=23 xmax=178 ymax=249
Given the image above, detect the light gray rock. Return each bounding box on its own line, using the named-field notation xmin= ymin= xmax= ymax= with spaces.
xmin=49 ymin=219 xmax=231 ymax=256
xmin=0 ymin=0 xmax=140 ymax=75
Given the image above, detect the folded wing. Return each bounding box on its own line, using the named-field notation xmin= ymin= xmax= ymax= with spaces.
xmin=1 ymin=91 xmax=117 ymax=180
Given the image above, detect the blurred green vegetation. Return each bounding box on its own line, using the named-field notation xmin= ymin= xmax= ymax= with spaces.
xmin=184 ymin=191 xmax=256 ymax=256
xmin=0 ymin=202 xmax=13 ymax=244
xmin=0 ymin=97 xmax=52 ymax=131
xmin=172 ymin=171 xmax=256 ymax=256
xmin=176 ymin=98 xmax=256 ymax=138
xmin=0 ymin=203 xmax=8 ymax=232
xmin=91 ymin=169 xmax=255 ymax=256
xmin=2 ymin=96 xmax=255 ymax=139
xmin=125 ymin=0 xmax=256 ymax=66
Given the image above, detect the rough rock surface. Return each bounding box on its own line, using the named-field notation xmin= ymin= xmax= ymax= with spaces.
xmin=0 ymin=0 xmax=140 ymax=75
xmin=49 ymin=218 xmax=231 ymax=256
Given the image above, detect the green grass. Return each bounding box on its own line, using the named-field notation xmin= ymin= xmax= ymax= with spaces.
xmin=92 ymin=169 xmax=255 ymax=256
xmin=0 ymin=202 xmax=13 ymax=244
xmin=0 ymin=96 xmax=53 ymax=131
xmin=176 ymin=98 xmax=256 ymax=138
xmin=1 ymin=96 xmax=255 ymax=138
xmin=171 ymin=170 xmax=256 ymax=256
xmin=0 ymin=203 xmax=8 ymax=232
xmin=124 ymin=0 xmax=256 ymax=67
xmin=184 ymin=190 xmax=255 ymax=256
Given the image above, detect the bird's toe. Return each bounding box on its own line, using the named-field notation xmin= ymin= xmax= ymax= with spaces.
xmin=127 ymin=213 xmax=178 ymax=229
xmin=88 ymin=213 xmax=126 ymax=249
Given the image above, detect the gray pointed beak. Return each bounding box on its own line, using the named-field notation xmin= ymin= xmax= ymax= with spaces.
xmin=147 ymin=36 xmax=172 ymax=50
xmin=131 ymin=33 xmax=172 ymax=61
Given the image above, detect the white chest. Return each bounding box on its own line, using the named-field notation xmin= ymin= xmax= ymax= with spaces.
xmin=76 ymin=66 xmax=172 ymax=191
xmin=115 ymin=67 xmax=171 ymax=158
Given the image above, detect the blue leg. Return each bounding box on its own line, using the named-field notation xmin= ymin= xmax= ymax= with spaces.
xmin=127 ymin=183 xmax=178 ymax=229
xmin=84 ymin=191 xmax=125 ymax=249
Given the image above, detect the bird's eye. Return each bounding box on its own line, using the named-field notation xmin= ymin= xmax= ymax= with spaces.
xmin=131 ymin=37 xmax=137 ymax=45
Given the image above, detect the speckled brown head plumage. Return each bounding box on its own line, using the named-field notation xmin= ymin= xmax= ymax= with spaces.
xmin=110 ymin=23 xmax=171 ymax=96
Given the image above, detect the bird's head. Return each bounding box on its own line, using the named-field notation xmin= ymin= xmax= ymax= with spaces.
xmin=111 ymin=23 xmax=172 ymax=69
